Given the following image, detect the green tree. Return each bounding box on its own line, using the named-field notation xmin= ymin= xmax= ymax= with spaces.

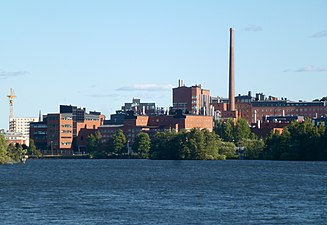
xmin=186 ymin=128 xmax=206 ymax=160
xmin=27 ymin=139 xmax=42 ymax=157
xmin=0 ymin=134 xmax=10 ymax=164
xmin=87 ymin=132 xmax=102 ymax=152
xmin=112 ymin=129 xmax=127 ymax=155
xmin=151 ymin=131 xmax=178 ymax=159
xmin=240 ymin=138 xmax=265 ymax=159
xmin=234 ymin=118 xmax=251 ymax=145
xmin=215 ymin=118 xmax=235 ymax=142
xmin=175 ymin=130 xmax=190 ymax=159
xmin=151 ymin=129 xmax=230 ymax=160
xmin=215 ymin=118 xmax=252 ymax=145
xmin=132 ymin=132 xmax=151 ymax=158
xmin=287 ymin=120 xmax=322 ymax=160
xmin=7 ymin=143 xmax=23 ymax=162
xmin=263 ymin=119 xmax=326 ymax=161
xmin=202 ymin=129 xmax=220 ymax=160
xmin=218 ymin=141 xmax=237 ymax=159
xmin=264 ymin=130 xmax=288 ymax=160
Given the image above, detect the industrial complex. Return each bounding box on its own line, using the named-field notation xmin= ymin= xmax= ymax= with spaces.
xmin=2 ymin=28 xmax=326 ymax=155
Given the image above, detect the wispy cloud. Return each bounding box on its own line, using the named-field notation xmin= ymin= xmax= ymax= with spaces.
xmin=312 ymin=31 xmax=327 ymax=38
xmin=0 ymin=70 xmax=29 ymax=79
xmin=295 ymin=65 xmax=327 ymax=72
xmin=88 ymin=94 xmax=120 ymax=98
xmin=242 ymin=25 xmax=263 ymax=32
xmin=116 ymin=83 xmax=174 ymax=91
xmin=283 ymin=66 xmax=327 ymax=73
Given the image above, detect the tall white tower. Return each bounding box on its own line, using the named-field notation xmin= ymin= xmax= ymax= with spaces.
xmin=7 ymin=88 xmax=16 ymax=132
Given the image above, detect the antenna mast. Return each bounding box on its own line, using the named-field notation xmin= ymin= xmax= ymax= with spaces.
xmin=7 ymin=88 xmax=16 ymax=132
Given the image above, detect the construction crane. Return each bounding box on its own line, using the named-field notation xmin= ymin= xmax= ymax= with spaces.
xmin=7 ymin=88 xmax=16 ymax=131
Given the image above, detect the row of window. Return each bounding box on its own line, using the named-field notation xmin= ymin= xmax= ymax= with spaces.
xmin=61 ymin=117 xmax=72 ymax=120
xmin=31 ymin=124 xmax=47 ymax=128
xmin=61 ymin=142 xmax=72 ymax=146
xmin=33 ymin=131 xmax=47 ymax=135
xmin=255 ymin=108 xmax=327 ymax=113
xmin=61 ymin=130 xmax=72 ymax=133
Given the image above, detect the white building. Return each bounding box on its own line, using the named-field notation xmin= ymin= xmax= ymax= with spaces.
xmin=9 ymin=117 xmax=39 ymax=146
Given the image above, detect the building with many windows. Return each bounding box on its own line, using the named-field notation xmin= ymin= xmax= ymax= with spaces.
xmin=96 ymin=112 xmax=214 ymax=150
xmin=172 ymin=80 xmax=211 ymax=115
xmin=9 ymin=117 xmax=39 ymax=146
xmin=30 ymin=105 xmax=105 ymax=155
xmin=211 ymin=91 xmax=327 ymax=124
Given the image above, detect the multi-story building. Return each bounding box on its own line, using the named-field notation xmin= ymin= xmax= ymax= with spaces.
xmin=96 ymin=112 xmax=213 ymax=151
xmin=251 ymin=99 xmax=327 ymax=123
xmin=211 ymin=91 xmax=327 ymax=124
xmin=121 ymin=98 xmax=156 ymax=115
xmin=29 ymin=117 xmax=48 ymax=152
xmin=9 ymin=117 xmax=39 ymax=146
xmin=172 ymin=80 xmax=211 ymax=115
xmin=2 ymin=130 xmax=28 ymax=145
xmin=30 ymin=105 xmax=105 ymax=155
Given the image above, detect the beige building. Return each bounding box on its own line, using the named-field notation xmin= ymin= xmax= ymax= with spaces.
xmin=10 ymin=117 xmax=39 ymax=146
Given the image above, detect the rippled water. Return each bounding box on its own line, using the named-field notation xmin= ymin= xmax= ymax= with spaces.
xmin=1 ymin=159 xmax=327 ymax=224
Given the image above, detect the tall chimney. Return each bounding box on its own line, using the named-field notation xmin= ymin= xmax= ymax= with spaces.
xmin=229 ymin=28 xmax=235 ymax=111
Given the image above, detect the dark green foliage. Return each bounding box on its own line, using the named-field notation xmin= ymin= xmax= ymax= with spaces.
xmin=215 ymin=118 xmax=252 ymax=145
xmin=150 ymin=128 xmax=234 ymax=160
xmin=215 ymin=118 xmax=235 ymax=142
xmin=87 ymin=131 xmax=105 ymax=158
xmin=263 ymin=119 xmax=327 ymax=160
xmin=87 ymin=131 xmax=102 ymax=153
xmin=87 ymin=130 xmax=127 ymax=158
xmin=112 ymin=129 xmax=127 ymax=155
xmin=27 ymin=139 xmax=42 ymax=157
xmin=234 ymin=118 xmax=251 ymax=144
xmin=0 ymin=134 xmax=11 ymax=164
xmin=0 ymin=134 xmax=30 ymax=164
xmin=240 ymin=138 xmax=265 ymax=159
xmin=151 ymin=131 xmax=178 ymax=160
xmin=7 ymin=143 xmax=23 ymax=162
xmin=132 ymin=132 xmax=151 ymax=158
xmin=218 ymin=141 xmax=237 ymax=159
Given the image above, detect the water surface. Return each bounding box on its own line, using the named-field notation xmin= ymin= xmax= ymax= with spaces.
xmin=1 ymin=159 xmax=326 ymax=224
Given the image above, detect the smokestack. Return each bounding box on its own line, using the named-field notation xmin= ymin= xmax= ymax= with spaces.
xmin=229 ymin=28 xmax=235 ymax=111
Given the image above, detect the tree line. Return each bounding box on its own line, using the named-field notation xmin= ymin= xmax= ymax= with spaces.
xmin=87 ymin=128 xmax=237 ymax=160
xmin=215 ymin=118 xmax=327 ymax=161
xmin=2 ymin=117 xmax=325 ymax=163
xmin=87 ymin=117 xmax=327 ymax=161
xmin=264 ymin=120 xmax=327 ymax=160
xmin=0 ymin=136 xmax=41 ymax=164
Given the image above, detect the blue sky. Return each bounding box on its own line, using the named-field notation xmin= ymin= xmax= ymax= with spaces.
xmin=0 ymin=0 xmax=326 ymax=129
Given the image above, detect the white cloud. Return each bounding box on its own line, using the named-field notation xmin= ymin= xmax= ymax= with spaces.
xmin=88 ymin=94 xmax=120 ymax=98
xmin=116 ymin=83 xmax=174 ymax=91
xmin=312 ymin=31 xmax=327 ymax=38
xmin=295 ymin=65 xmax=327 ymax=72
xmin=0 ymin=70 xmax=29 ymax=79
xmin=242 ymin=25 xmax=263 ymax=32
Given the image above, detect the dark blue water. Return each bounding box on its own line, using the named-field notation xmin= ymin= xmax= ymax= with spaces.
xmin=1 ymin=159 xmax=327 ymax=224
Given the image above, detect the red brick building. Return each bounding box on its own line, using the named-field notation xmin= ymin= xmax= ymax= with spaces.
xmin=30 ymin=105 xmax=105 ymax=155
xmin=211 ymin=92 xmax=327 ymax=124
xmin=96 ymin=114 xmax=213 ymax=152
xmin=173 ymin=80 xmax=211 ymax=115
